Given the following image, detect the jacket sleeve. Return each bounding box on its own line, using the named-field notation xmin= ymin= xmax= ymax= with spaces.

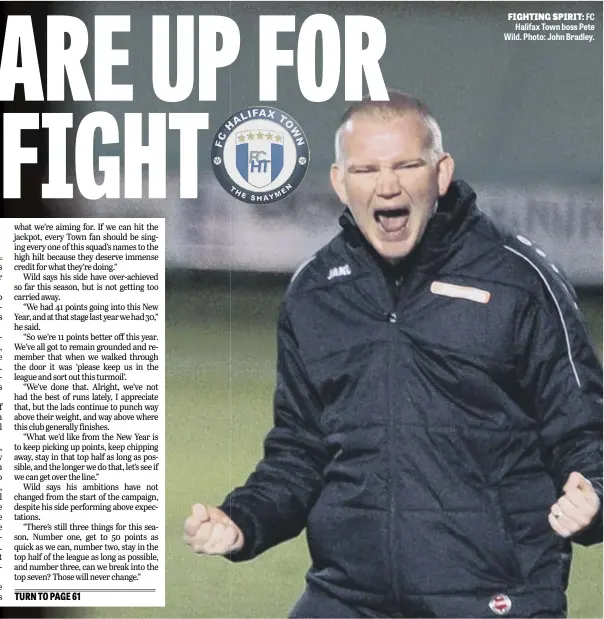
xmin=517 ymin=269 xmax=603 ymax=546
xmin=218 ymin=301 xmax=329 ymax=561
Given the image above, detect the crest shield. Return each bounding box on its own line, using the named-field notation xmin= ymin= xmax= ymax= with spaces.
xmin=235 ymin=131 xmax=284 ymax=188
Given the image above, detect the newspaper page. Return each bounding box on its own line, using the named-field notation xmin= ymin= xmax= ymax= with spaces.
xmin=1 ymin=1 xmax=601 ymax=618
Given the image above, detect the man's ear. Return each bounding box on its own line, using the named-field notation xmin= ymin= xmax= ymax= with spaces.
xmin=330 ymin=163 xmax=348 ymax=205
xmin=436 ymin=153 xmax=455 ymax=197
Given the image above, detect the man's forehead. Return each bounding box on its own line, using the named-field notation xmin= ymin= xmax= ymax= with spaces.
xmin=340 ymin=112 xmax=430 ymax=157
xmin=343 ymin=110 xmax=426 ymax=137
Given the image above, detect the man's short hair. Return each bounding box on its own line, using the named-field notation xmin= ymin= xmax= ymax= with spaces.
xmin=334 ymin=90 xmax=444 ymax=163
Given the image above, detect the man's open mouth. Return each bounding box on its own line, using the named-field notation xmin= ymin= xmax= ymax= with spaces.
xmin=374 ymin=208 xmax=410 ymax=234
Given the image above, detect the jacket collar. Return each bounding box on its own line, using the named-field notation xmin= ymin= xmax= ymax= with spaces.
xmin=338 ymin=179 xmax=479 ymax=276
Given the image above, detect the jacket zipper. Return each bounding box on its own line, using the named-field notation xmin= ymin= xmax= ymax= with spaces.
xmin=353 ymin=243 xmax=409 ymax=606
xmin=385 ymin=275 xmax=403 ymax=607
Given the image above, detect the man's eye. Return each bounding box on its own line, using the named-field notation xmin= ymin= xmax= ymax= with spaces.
xmin=396 ymin=162 xmax=421 ymax=170
xmin=351 ymin=168 xmax=375 ymax=174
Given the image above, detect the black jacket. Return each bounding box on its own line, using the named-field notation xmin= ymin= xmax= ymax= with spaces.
xmin=220 ymin=180 xmax=603 ymax=617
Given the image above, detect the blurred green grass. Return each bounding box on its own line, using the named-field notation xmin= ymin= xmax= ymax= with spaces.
xmin=84 ymin=279 xmax=603 ymax=618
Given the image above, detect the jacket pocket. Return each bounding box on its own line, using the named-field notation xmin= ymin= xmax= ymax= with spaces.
xmin=306 ymin=485 xmax=391 ymax=596
xmin=486 ymin=488 xmax=525 ymax=584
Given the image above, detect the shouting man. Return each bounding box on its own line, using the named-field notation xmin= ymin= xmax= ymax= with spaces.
xmin=184 ymin=92 xmax=602 ymax=618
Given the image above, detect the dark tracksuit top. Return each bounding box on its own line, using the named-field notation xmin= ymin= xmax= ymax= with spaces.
xmin=219 ymin=180 xmax=603 ymax=618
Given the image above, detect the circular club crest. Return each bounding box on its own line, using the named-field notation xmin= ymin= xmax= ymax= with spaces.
xmin=489 ymin=594 xmax=512 ymax=616
xmin=211 ymin=106 xmax=310 ymax=204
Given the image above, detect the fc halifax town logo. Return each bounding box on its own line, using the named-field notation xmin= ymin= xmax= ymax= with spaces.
xmin=211 ymin=106 xmax=310 ymax=204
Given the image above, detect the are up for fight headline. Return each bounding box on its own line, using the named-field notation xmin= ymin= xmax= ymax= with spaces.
xmin=1 ymin=14 xmax=390 ymax=200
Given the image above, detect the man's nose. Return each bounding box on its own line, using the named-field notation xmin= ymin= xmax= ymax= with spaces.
xmin=375 ymin=168 xmax=402 ymax=198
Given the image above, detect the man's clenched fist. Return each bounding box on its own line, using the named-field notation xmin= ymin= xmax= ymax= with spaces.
xmin=184 ymin=503 xmax=244 ymax=555
xmin=549 ymin=472 xmax=601 ymax=538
